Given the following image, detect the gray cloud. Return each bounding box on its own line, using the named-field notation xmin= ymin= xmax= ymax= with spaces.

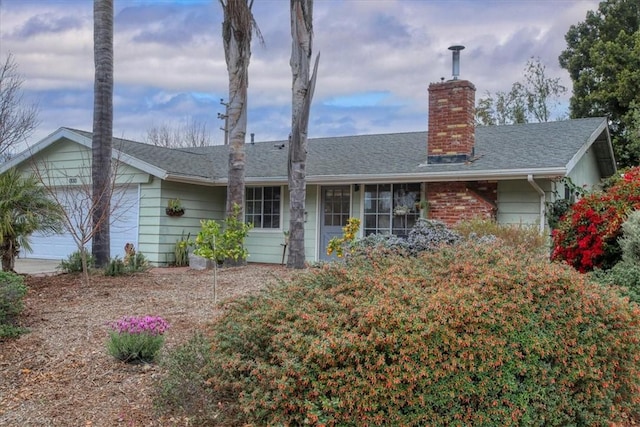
xmin=14 ymin=13 xmax=84 ymax=38
xmin=0 ymin=0 xmax=600 ymax=149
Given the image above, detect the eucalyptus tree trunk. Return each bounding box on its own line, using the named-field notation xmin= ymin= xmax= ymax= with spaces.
xmin=220 ymin=0 xmax=256 ymax=218
xmin=287 ymin=0 xmax=319 ymax=269
xmin=91 ymin=0 xmax=113 ymax=267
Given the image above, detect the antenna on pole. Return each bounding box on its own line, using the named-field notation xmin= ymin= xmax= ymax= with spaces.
xmin=217 ymin=99 xmax=229 ymax=145
xmin=448 ymin=45 xmax=465 ymax=80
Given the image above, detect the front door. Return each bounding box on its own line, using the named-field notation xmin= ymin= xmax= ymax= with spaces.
xmin=320 ymin=186 xmax=351 ymax=261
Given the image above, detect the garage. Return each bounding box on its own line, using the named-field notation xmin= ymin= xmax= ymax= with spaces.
xmin=26 ymin=185 xmax=140 ymax=260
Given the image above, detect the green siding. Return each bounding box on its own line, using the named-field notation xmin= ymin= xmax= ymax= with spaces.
xmin=18 ymin=138 xmax=150 ymax=185
xmin=568 ymin=148 xmax=602 ymax=191
xmin=140 ymin=181 xmax=224 ymax=266
xmin=497 ymin=179 xmax=551 ymax=227
xmin=244 ymin=185 xmax=319 ymax=264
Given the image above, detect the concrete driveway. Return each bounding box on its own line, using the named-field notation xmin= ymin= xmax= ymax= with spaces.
xmin=14 ymin=258 xmax=60 ymax=275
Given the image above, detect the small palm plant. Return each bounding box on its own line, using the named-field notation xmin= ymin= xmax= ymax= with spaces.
xmin=0 ymin=169 xmax=64 ymax=271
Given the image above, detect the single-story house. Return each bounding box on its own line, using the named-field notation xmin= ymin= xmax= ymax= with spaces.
xmin=0 ymin=77 xmax=616 ymax=266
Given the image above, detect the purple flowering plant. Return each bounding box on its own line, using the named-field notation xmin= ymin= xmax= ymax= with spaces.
xmin=107 ymin=315 xmax=170 ymax=363
xmin=111 ymin=315 xmax=170 ymax=336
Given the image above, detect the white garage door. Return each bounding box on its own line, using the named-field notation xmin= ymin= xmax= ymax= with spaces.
xmin=27 ymin=185 xmax=140 ymax=260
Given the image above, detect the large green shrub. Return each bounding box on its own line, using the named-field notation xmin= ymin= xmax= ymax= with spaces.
xmin=183 ymin=243 xmax=640 ymax=425
xmin=0 ymin=271 xmax=28 ymax=338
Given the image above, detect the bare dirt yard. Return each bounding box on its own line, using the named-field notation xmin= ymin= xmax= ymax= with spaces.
xmin=0 ymin=264 xmax=299 ymax=426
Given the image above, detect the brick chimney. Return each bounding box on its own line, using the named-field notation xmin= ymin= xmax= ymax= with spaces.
xmin=427 ymin=46 xmax=476 ymax=164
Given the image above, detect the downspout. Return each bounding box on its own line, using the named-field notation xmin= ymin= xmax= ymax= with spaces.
xmin=527 ymin=174 xmax=546 ymax=234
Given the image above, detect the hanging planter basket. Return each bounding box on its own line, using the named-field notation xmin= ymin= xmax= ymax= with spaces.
xmin=165 ymin=207 xmax=185 ymax=217
xmin=394 ymin=206 xmax=410 ymax=216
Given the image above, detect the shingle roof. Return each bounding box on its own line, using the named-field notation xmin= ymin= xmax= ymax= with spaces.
xmin=64 ymin=117 xmax=615 ymax=184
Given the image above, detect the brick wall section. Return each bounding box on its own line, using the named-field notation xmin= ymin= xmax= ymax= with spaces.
xmin=427 ymin=80 xmax=476 ymax=162
xmin=427 ymin=181 xmax=497 ymax=226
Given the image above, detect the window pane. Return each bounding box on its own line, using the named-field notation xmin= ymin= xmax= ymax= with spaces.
xmin=245 ymin=186 xmax=280 ymax=229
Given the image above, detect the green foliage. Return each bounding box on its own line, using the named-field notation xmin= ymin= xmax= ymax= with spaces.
xmin=107 ymin=331 xmax=165 ymax=363
xmin=103 ymin=252 xmax=148 ymax=276
xmin=104 ymin=257 xmax=126 ymax=276
xmin=126 ymin=252 xmax=148 ymax=273
xmin=190 ymin=243 xmax=640 ymax=425
xmin=0 ymin=271 xmax=27 ymax=338
xmin=559 ymin=0 xmax=640 ymax=167
xmin=476 ymin=57 xmax=567 ymax=125
xmin=194 ymin=204 xmax=252 ymax=264
xmin=546 ymin=177 xmax=588 ymax=230
xmin=592 ymin=261 xmax=640 ymax=304
xmin=154 ymin=333 xmax=220 ymax=423
xmin=0 ymin=169 xmax=64 ymax=271
xmin=107 ymin=315 xmax=169 ymax=363
xmin=58 ymin=249 xmax=95 ymax=273
xmin=619 ymin=210 xmax=640 ymax=262
xmin=165 ymin=198 xmax=185 ymax=216
xmin=591 ymin=210 xmax=640 ymax=304
xmin=173 ymin=232 xmax=192 ymax=267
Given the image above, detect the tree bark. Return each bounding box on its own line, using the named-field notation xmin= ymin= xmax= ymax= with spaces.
xmin=1 ymin=240 xmax=16 ymax=272
xmin=288 ymin=0 xmax=318 ymax=269
xmin=91 ymin=0 xmax=113 ymax=267
xmin=220 ymin=0 xmax=255 ymax=218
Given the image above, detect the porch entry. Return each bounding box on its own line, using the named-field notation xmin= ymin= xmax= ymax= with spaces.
xmin=319 ymin=185 xmax=351 ymax=261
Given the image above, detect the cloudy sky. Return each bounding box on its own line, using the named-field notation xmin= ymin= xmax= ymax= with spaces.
xmin=0 ymin=0 xmax=599 ymax=148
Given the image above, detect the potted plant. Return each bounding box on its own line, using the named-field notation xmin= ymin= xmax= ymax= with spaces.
xmin=165 ymin=198 xmax=185 ymax=217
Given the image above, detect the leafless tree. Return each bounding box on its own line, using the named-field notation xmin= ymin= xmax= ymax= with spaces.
xmin=288 ymin=0 xmax=319 ymax=269
xmin=30 ymin=147 xmax=132 ymax=285
xmin=92 ymin=0 xmax=114 ymax=267
xmin=0 ymin=54 xmax=39 ymax=161
xmin=144 ymin=118 xmax=215 ymax=148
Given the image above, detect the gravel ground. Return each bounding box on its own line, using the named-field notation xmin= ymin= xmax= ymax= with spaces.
xmin=0 ymin=264 xmax=299 ymax=426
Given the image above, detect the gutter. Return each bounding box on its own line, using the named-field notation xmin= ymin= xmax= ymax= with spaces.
xmin=527 ymin=174 xmax=546 ymax=234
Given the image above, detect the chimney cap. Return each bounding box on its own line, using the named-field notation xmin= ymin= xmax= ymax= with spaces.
xmin=448 ymin=45 xmax=465 ymax=80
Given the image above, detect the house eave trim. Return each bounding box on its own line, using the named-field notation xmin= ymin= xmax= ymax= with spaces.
xmin=164 ymin=174 xmax=216 ymax=185
xmin=305 ymin=168 xmax=567 ymax=184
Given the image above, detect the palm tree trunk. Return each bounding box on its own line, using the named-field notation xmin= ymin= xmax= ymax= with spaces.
xmin=220 ymin=0 xmax=255 ymax=218
xmin=288 ymin=0 xmax=318 ymax=269
xmin=91 ymin=0 xmax=113 ymax=267
xmin=1 ymin=240 xmax=16 ymax=272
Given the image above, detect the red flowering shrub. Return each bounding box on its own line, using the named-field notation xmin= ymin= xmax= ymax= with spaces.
xmin=174 ymin=242 xmax=640 ymax=426
xmin=552 ymin=166 xmax=640 ymax=272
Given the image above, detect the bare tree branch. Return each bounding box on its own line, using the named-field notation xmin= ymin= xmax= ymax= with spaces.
xmin=29 ymin=144 xmax=134 ymax=285
xmin=0 ymin=54 xmax=39 ymax=160
xmin=144 ymin=118 xmax=215 ymax=148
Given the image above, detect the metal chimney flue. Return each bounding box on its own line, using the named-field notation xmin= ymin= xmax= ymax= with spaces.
xmin=448 ymin=45 xmax=465 ymax=80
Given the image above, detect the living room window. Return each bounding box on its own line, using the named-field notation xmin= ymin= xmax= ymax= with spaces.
xmin=245 ymin=186 xmax=281 ymax=229
xmin=363 ymin=183 xmax=421 ymax=236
